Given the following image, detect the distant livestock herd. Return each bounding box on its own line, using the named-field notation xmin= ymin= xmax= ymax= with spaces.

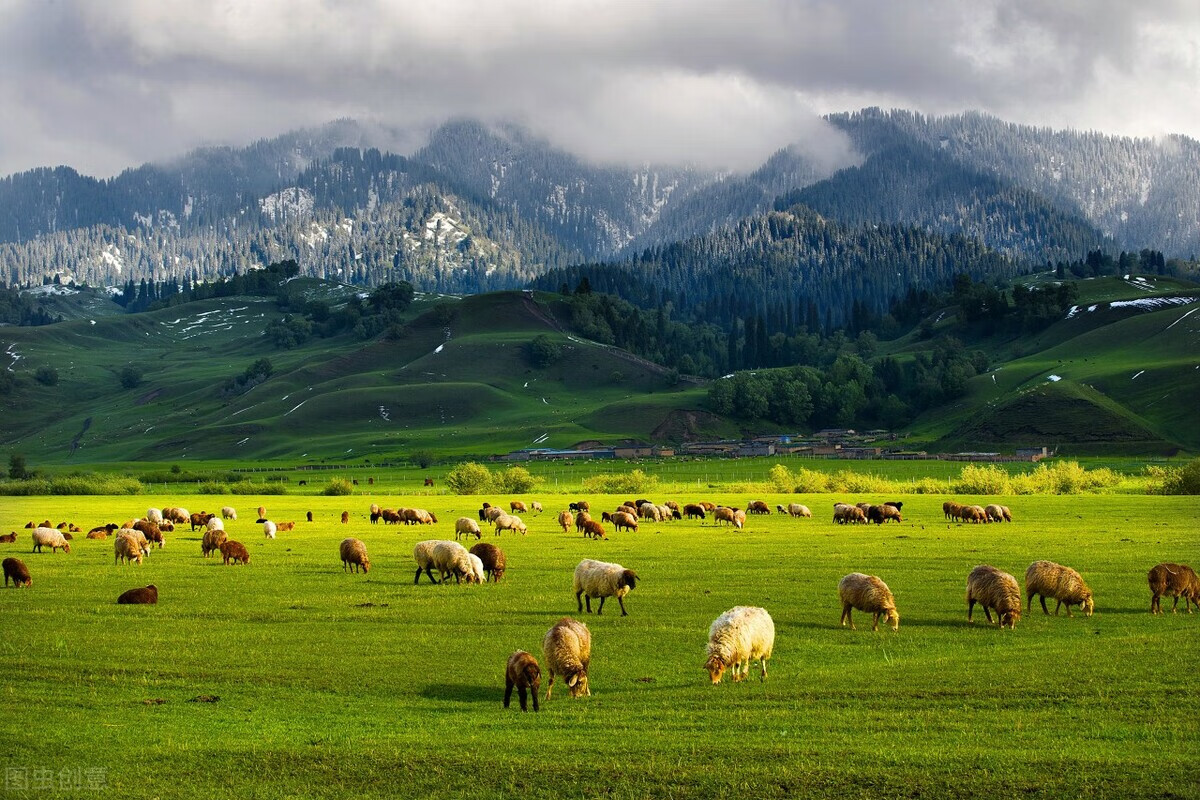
xmin=3 ymin=497 xmax=1197 ymax=710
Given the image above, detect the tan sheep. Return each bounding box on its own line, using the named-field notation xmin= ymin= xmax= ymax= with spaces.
xmin=713 ymin=507 xmax=736 ymax=526
xmin=574 ymin=559 xmax=637 ymax=616
xmin=339 ymin=538 xmax=370 ymax=573
xmin=114 ymin=533 xmax=144 ymax=565
xmin=787 ymin=503 xmax=812 ymax=518
xmin=542 ymin=617 xmax=591 ymax=700
xmin=611 ymin=511 xmax=639 ymax=532
xmin=1024 ymin=560 xmax=1093 ymax=617
xmin=455 ymin=517 xmax=482 ymax=541
xmin=556 ymin=510 xmax=573 ymax=532
xmin=984 ymin=504 xmax=1008 ymax=523
xmin=201 ymin=528 xmax=228 ymax=558
xmin=1148 ymin=562 xmax=1200 ymax=614
xmin=838 ymin=573 xmax=900 ymax=631
xmin=493 ymin=514 xmax=527 ymax=536
xmin=967 ymin=565 xmax=1022 ymax=629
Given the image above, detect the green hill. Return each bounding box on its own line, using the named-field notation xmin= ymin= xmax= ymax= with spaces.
xmin=0 ymin=289 xmax=707 ymax=463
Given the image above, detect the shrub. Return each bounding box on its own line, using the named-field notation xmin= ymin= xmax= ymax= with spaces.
xmin=0 ymin=475 xmax=143 ymax=495
xmin=196 ymin=480 xmax=288 ymax=495
xmin=828 ymin=470 xmax=894 ymax=494
xmin=582 ymin=469 xmax=659 ymax=494
xmin=444 ymin=462 xmax=493 ymax=495
xmin=954 ymin=464 xmax=1012 ymax=495
xmin=323 ymin=478 xmax=354 ymax=496
xmin=1158 ymin=458 xmax=1200 ymax=495
xmin=767 ymin=464 xmax=795 ymax=492
xmin=34 ymin=366 xmax=58 ymax=386
xmin=493 ymin=466 xmax=542 ymax=494
xmin=119 ymin=365 xmax=143 ymax=389
xmin=791 ymin=468 xmax=831 ymax=493
xmin=411 ymin=450 xmax=436 ymax=469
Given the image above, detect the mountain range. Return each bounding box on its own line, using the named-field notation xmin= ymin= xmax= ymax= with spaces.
xmin=2 ymin=109 xmax=1199 ymax=312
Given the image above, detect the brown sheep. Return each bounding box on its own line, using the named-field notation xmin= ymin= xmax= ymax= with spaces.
xmin=574 ymin=511 xmax=592 ymax=534
xmin=958 ymin=505 xmax=987 ymax=524
xmin=683 ymin=503 xmax=706 ymax=520
xmin=0 ymin=532 xmax=17 ymax=543
xmin=257 ymin=505 xmax=267 ymax=519
xmin=510 ymin=500 xmax=528 ymax=513
xmin=339 ymin=538 xmax=370 ymax=573
xmin=189 ymin=512 xmax=215 ymax=531
xmin=600 ymin=511 xmax=613 ymax=523
xmin=834 ymin=505 xmax=867 ymax=525
xmin=132 ymin=520 xmax=164 ymax=548
xmin=87 ymin=523 xmax=118 ymax=539
xmin=582 ymin=520 xmax=607 ymax=540
xmin=201 ymin=528 xmax=228 ymax=558
xmin=341 ymin=511 xmax=350 ymax=524
xmin=403 ymin=508 xmax=437 ymax=525
xmin=611 ymin=511 xmax=639 ymax=533
xmin=943 ymin=501 xmax=962 ymax=521
xmin=275 ymin=521 xmax=295 ymax=532
xmin=1025 ymin=561 xmax=1094 ymax=617
xmin=380 ymin=509 xmax=403 ymax=524
xmin=3 ymin=557 xmax=31 ymax=587
xmin=553 ymin=510 xmax=571 ymax=532
xmin=306 ymin=511 xmax=313 ymax=523
xmin=470 ymin=542 xmax=506 ymax=582
xmin=504 ymin=650 xmax=541 ymax=712
xmin=1148 ymin=562 xmax=1200 ymax=614
xmin=713 ymin=507 xmax=736 ymax=526
xmin=838 ymin=573 xmax=899 ymax=631
xmin=967 ymin=565 xmax=1021 ymax=629
xmin=219 ymin=540 xmax=250 ymax=565
xmin=698 ymin=501 xmax=717 ymax=512
xmin=569 ymin=500 xmax=590 ymax=513
xmin=747 ymin=500 xmax=771 ymax=515
xmin=117 ymin=584 xmax=158 ymax=604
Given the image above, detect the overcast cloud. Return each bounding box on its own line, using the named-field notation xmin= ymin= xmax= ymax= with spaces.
xmin=1 ymin=0 xmax=1198 ymax=177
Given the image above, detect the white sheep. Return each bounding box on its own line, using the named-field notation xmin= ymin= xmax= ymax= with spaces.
xmin=467 ymin=553 xmax=485 ymax=585
xmin=146 ymin=508 xmax=164 ymax=525
xmin=787 ymin=503 xmax=812 ymax=518
xmin=32 ymin=527 xmax=71 ymax=554
xmin=220 ymin=506 xmax=238 ymax=520
xmin=413 ymin=540 xmax=473 ymax=584
xmin=573 ymin=559 xmax=639 ymax=616
xmin=705 ymin=606 xmax=775 ymax=684
xmin=263 ymin=520 xmax=277 ymax=539
xmin=206 ymin=517 xmax=225 ymax=533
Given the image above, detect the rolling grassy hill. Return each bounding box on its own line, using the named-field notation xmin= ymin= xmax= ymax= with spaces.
xmin=908 ymin=275 xmax=1200 ymax=454
xmin=0 ymin=287 xmax=719 ymax=464
xmin=2 ymin=273 xmax=1198 ymax=463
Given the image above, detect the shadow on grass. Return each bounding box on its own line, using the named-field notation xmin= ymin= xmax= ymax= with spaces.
xmin=420 ymin=683 xmax=499 ymax=704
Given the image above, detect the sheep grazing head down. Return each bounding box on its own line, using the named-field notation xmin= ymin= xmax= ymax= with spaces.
xmin=884 ymin=608 xmax=900 ymax=631
xmin=704 ymin=654 xmax=729 ymax=685
xmin=563 ymin=668 xmax=589 ymax=697
xmin=1080 ymin=590 xmax=1095 ymax=617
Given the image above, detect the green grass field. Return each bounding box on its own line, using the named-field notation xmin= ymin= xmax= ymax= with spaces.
xmin=2 ymin=492 xmax=1196 ymax=799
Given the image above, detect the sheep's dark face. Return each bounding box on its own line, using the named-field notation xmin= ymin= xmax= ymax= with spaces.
xmin=523 ymin=665 xmax=541 ymax=691
xmin=621 ymin=571 xmax=638 ymax=591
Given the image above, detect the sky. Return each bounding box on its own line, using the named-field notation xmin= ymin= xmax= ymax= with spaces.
xmin=2 ymin=0 xmax=1198 ymax=178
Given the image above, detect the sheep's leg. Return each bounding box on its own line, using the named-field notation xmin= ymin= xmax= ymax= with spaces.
xmin=1172 ymin=596 xmax=1180 ymax=613
xmin=504 ymin=679 xmax=514 ymax=709
xmin=597 ymin=596 xmax=606 ymax=615
xmin=1061 ymin=600 xmax=1072 ymax=618
xmin=518 ymin=686 xmax=529 ymax=712
xmin=617 ymin=596 xmax=628 ymax=616
xmin=871 ymin=612 xmax=881 ymax=632
xmin=545 ymin=673 xmax=554 ymax=700
xmin=967 ymin=597 xmax=976 ymax=622
xmin=531 ymin=687 xmax=539 ymax=712
xmin=585 ymin=595 xmax=593 ymax=613
xmin=983 ymin=606 xmax=994 ymax=624
xmin=576 ymin=590 xmax=584 ymax=613
xmin=759 ymin=658 xmax=767 ymax=682
xmin=414 ymin=567 xmax=423 ymax=585
xmin=1037 ymin=595 xmax=1048 ymax=615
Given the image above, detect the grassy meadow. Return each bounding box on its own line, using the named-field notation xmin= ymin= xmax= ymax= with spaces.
xmin=1 ymin=491 xmax=1196 ymax=799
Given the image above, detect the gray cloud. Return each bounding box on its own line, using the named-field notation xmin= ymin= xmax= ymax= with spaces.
xmin=1 ymin=0 xmax=1197 ymax=177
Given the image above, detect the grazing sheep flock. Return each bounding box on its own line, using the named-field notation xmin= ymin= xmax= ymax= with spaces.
xmin=9 ymin=488 xmax=1192 ymax=721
